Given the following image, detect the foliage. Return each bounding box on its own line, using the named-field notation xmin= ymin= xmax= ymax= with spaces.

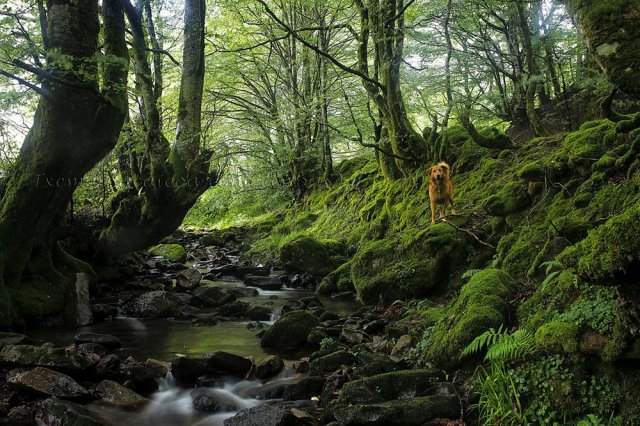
xmin=461 ymin=325 xmax=536 ymax=362
xmin=472 ymin=362 xmax=531 ymax=425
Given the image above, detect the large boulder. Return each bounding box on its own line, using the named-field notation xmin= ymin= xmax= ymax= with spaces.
xmin=225 ymin=400 xmax=317 ymax=426
xmin=260 ymin=310 xmax=320 ymax=349
xmin=74 ymin=333 xmax=122 ymax=350
xmin=338 ymin=369 xmax=445 ymax=404
xmin=205 ymin=351 xmax=253 ymax=378
xmin=316 ymin=262 xmax=355 ymax=296
xmin=423 ymin=268 xmax=516 ymax=368
xmin=147 ymin=243 xmax=187 ymax=262
xmin=244 ymin=275 xmax=283 ymax=290
xmin=175 ymin=268 xmax=202 ymax=290
xmin=191 ymin=286 xmax=236 ymax=308
xmin=0 ymin=345 xmax=93 ymax=371
xmin=8 ymin=367 xmax=89 ymax=400
xmin=279 ymin=235 xmax=345 ymax=276
xmin=121 ymin=291 xmax=189 ymax=318
xmin=351 ymin=224 xmax=470 ymax=304
xmin=34 ymin=398 xmax=106 ymax=426
xmin=93 ymin=380 xmax=148 ymax=409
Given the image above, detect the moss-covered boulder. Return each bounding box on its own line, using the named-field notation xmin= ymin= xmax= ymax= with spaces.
xmin=0 ymin=345 xmax=94 ymax=371
xmin=260 ymin=310 xmax=320 ymax=349
xmin=279 ymin=235 xmax=344 ymax=276
xmin=535 ymin=321 xmax=580 ymax=354
xmin=351 ymin=224 xmax=470 ymax=305
xmin=338 ymin=369 xmax=445 ymax=404
xmin=423 ymin=268 xmax=516 ymax=368
xmin=316 ymin=261 xmax=355 ymax=295
xmin=147 ymin=243 xmax=187 ymax=262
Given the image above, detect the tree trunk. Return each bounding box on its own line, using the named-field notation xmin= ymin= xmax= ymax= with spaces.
xmin=98 ymin=0 xmax=216 ymax=260
xmin=0 ymin=0 xmax=128 ymax=327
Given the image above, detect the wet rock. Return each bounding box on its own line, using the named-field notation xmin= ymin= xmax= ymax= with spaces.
xmin=218 ymin=301 xmax=250 ymax=318
xmin=200 ymin=234 xmax=225 ymax=247
xmin=339 ymin=369 xmax=445 ymax=404
xmin=310 ymin=350 xmax=355 ymax=376
xmin=319 ymin=312 xmax=340 ymax=322
xmin=260 ymin=310 xmax=320 ymax=349
xmin=94 ymin=380 xmax=148 ymax=409
xmin=95 ymin=354 xmax=120 ymax=378
xmin=390 ymin=335 xmax=413 ymax=361
xmin=76 ymin=343 xmax=106 ymax=359
xmin=280 ymin=300 xmax=305 ymax=314
xmin=191 ymin=388 xmax=237 ymax=412
xmin=321 ymin=372 xmax=348 ymax=407
xmin=284 ymin=375 xmax=325 ymax=400
xmin=332 ymin=395 xmax=460 ymax=426
xmin=144 ymin=358 xmax=171 ymax=377
xmin=227 ymin=286 xmax=259 ymax=298
xmin=4 ymin=405 xmax=32 ymax=425
xmin=340 ymin=328 xmax=365 ymax=346
xmin=119 ymin=364 xmax=159 ymax=393
xmin=207 ymin=264 xmax=237 ymax=277
xmin=255 ymin=355 xmax=284 ymax=380
xmin=34 ymin=398 xmax=106 ymax=426
xmin=206 ymin=352 xmax=253 ymax=378
xmin=91 ymin=304 xmax=118 ymax=322
xmin=192 ymin=313 xmax=221 ymax=326
xmin=247 ymin=306 xmax=272 ymax=321
xmin=75 ymin=273 xmax=93 ymax=326
xmin=121 ymin=291 xmax=189 ymax=318
xmin=74 ymin=333 xmax=123 ymax=350
xmin=171 ymin=357 xmax=210 ymax=385
xmin=225 ymin=400 xmax=318 ymax=426
xmin=0 ymin=345 xmax=93 ymax=371
xmin=191 ymin=286 xmax=236 ymax=308
xmin=0 ymin=333 xmax=31 ymax=349
xmin=243 ymin=276 xmax=283 ymax=291
xmin=147 ymin=243 xmax=187 ymax=262
xmin=194 ymin=375 xmax=228 ymax=388
xmin=8 ymin=367 xmax=89 ymax=399
xmin=176 ymin=268 xmax=202 ymax=290
xmin=289 ymin=273 xmax=316 ymax=289
xmin=234 ymin=266 xmax=270 ymax=280
xmin=252 ymin=379 xmax=292 ymax=400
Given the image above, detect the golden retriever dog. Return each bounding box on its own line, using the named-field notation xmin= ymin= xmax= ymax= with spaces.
xmin=427 ymin=161 xmax=456 ymax=224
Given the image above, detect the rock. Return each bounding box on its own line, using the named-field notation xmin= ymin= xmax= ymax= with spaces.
xmin=176 ymin=268 xmax=202 ymax=290
xmin=0 ymin=345 xmax=93 ymax=371
xmin=339 ymin=369 xmax=445 ymax=404
xmin=319 ymin=311 xmax=340 ymax=322
xmin=255 ymin=356 xmax=284 ymax=380
xmin=234 ymin=266 xmax=270 ymax=280
xmin=121 ymin=291 xmax=188 ymax=318
xmin=260 ymin=310 xmax=320 ymax=349
xmin=390 ymin=335 xmax=413 ymax=360
xmin=200 ymin=234 xmax=225 ymax=247
xmin=191 ymin=286 xmax=236 ymax=308
xmin=224 ymin=400 xmax=317 ymax=426
xmin=279 ymin=235 xmax=338 ymax=276
xmin=34 ymin=398 xmax=106 ymax=426
xmin=171 ymin=357 xmax=211 ymax=385
xmin=332 ymin=395 xmax=461 ymax=426
xmin=74 ymin=333 xmax=123 ymax=350
xmin=363 ymin=319 xmax=386 ymax=335
xmin=94 ymin=380 xmax=148 ymax=409
xmin=5 ymin=405 xmax=32 ymax=425
xmin=8 ymin=367 xmax=89 ymax=399
xmin=144 ymin=358 xmax=171 ymax=377
xmin=289 ymin=273 xmax=316 ymax=289
xmin=207 ymin=264 xmax=237 ymax=277
xmin=0 ymin=333 xmax=31 ymax=349
xmin=75 ymin=273 xmax=93 ymax=326
xmin=218 ymin=301 xmax=250 ymax=318
xmin=147 ymin=243 xmax=187 ymax=262
xmin=247 ymin=306 xmax=272 ymax=321
xmin=206 ymin=352 xmax=253 ymax=378
xmin=191 ymin=388 xmax=238 ymax=412
xmin=227 ymin=286 xmax=259 ymax=298
xmin=91 ymin=304 xmax=118 ymax=321
xmin=119 ymin=364 xmax=159 ymax=393
xmin=310 ymin=350 xmax=355 ymax=376
xmin=76 ymin=343 xmax=106 ymax=359
xmin=243 ymin=275 xmax=283 ymax=290
xmin=579 ymin=330 xmax=610 ymax=355
xmin=321 ymin=372 xmax=348 ymax=407
xmin=95 ymin=354 xmax=120 ymax=378
xmin=284 ymin=376 xmax=325 ymax=400
xmin=340 ymin=328 xmax=365 ymax=346
xmin=317 ymin=262 xmax=355 ymax=295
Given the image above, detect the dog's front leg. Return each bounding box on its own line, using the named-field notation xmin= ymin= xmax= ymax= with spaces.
xmin=430 ymin=198 xmax=437 ymax=224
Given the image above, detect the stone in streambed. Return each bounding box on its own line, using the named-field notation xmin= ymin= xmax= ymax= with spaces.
xmin=93 ymin=380 xmax=148 ymax=409
xmin=8 ymin=367 xmax=89 ymax=399
xmin=225 ymin=400 xmax=318 ymax=426
xmin=34 ymin=398 xmax=106 ymax=426
xmin=255 ymin=355 xmax=284 ymax=380
xmin=234 ymin=266 xmax=270 ymax=280
xmin=247 ymin=306 xmax=272 ymax=321
xmin=190 ymin=286 xmax=236 ymax=308
xmin=74 ymin=333 xmax=123 ymax=350
xmin=191 ymin=388 xmax=238 ymax=412
xmin=310 ymin=350 xmax=356 ymax=375
xmin=121 ymin=291 xmax=189 ymax=318
xmin=284 ymin=376 xmax=325 ymax=400
xmin=171 ymin=357 xmax=210 ymax=385
xmin=260 ymin=310 xmax=320 ymax=349
xmin=176 ymin=268 xmax=202 ymax=290
xmin=243 ymin=275 xmax=283 ymax=290
xmin=0 ymin=345 xmax=93 ymax=371
xmin=95 ymin=354 xmax=120 ymax=378
xmin=205 ymin=351 xmax=253 ymax=378
xmin=147 ymin=243 xmax=187 ymax=262
xmin=338 ymin=369 xmax=445 ymax=404
xmin=218 ymin=301 xmax=250 ymax=318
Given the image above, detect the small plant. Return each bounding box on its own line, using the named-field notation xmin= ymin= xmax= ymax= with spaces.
xmin=461 ymin=325 xmax=537 ymax=362
xmin=461 ymin=268 xmax=482 ymax=281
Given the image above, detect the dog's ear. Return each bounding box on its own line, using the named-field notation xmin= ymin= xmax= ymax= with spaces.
xmin=441 ymin=162 xmax=450 ymax=175
xmin=426 ymin=166 xmax=432 ymax=175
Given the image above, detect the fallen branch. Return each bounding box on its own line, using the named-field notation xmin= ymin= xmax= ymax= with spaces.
xmin=438 ymin=216 xmax=496 ymax=249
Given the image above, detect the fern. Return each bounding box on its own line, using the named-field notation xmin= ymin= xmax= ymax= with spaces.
xmin=461 ymin=326 xmax=536 ymax=362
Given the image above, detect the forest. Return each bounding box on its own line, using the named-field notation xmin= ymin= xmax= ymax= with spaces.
xmin=0 ymin=0 xmax=639 ymax=424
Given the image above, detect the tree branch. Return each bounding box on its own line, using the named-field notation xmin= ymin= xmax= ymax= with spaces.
xmin=0 ymin=69 xmax=53 ymax=100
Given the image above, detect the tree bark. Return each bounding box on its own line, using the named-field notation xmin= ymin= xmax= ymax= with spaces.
xmin=0 ymin=0 xmax=128 ymax=327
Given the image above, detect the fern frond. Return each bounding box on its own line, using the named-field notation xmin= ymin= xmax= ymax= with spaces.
xmin=461 ymin=326 xmax=536 ymax=362
xmin=462 ymin=269 xmax=482 ymax=281
xmin=461 ymin=325 xmax=504 ymax=359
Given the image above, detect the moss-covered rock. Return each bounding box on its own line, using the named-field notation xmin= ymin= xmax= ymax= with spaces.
xmin=279 ymin=235 xmax=342 ymax=276
xmin=338 ymin=369 xmax=445 ymax=404
xmin=423 ymin=268 xmax=516 ymax=368
xmin=260 ymin=310 xmax=320 ymax=348
xmin=351 ymin=224 xmax=470 ymax=305
xmin=147 ymin=243 xmax=187 ymax=262
xmin=317 ymin=261 xmax=355 ymax=295
xmin=535 ymin=321 xmax=580 ymax=354
xmin=0 ymin=344 xmax=94 ymax=371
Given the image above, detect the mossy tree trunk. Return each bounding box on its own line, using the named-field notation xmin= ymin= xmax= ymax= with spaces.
xmin=564 ymin=0 xmax=640 ymax=97
xmin=354 ymin=0 xmax=428 ymax=177
xmin=98 ymin=0 xmax=218 ymax=259
xmin=0 ymin=0 xmax=128 ymax=327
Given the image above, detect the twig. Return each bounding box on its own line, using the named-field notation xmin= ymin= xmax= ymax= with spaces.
xmin=438 ymin=216 xmax=496 ymax=249
xmin=0 ymin=69 xmax=53 ymax=100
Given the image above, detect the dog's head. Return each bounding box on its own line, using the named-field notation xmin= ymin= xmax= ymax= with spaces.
xmin=427 ymin=162 xmax=451 ymax=181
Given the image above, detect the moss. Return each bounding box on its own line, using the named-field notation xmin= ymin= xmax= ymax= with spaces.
xmin=317 ymin=261 xmax=354 ymax=295
xmin=260 ymin=310 xmax=320 ymax=348
xmin=561 ymin=120 xmax=614 ymax=175
xmin=423 ymin=269 xmax=515 ymax=368
xmin=12 ymin=277 xmax=66 ymax=320
xmin=147 ymin=243 xmax=187 ymax=262
xmin=482 ymin=180 xmax=530 ymax=216
xmin=338 ymin=369 xmax=445 ymax=404
xmin=535 ymin=321 xmax=580 ymax=353
xmin=518 ymin=161 xmax=546 ymax=182
xmin=279 ymin=235 xmax=336 ymax=275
